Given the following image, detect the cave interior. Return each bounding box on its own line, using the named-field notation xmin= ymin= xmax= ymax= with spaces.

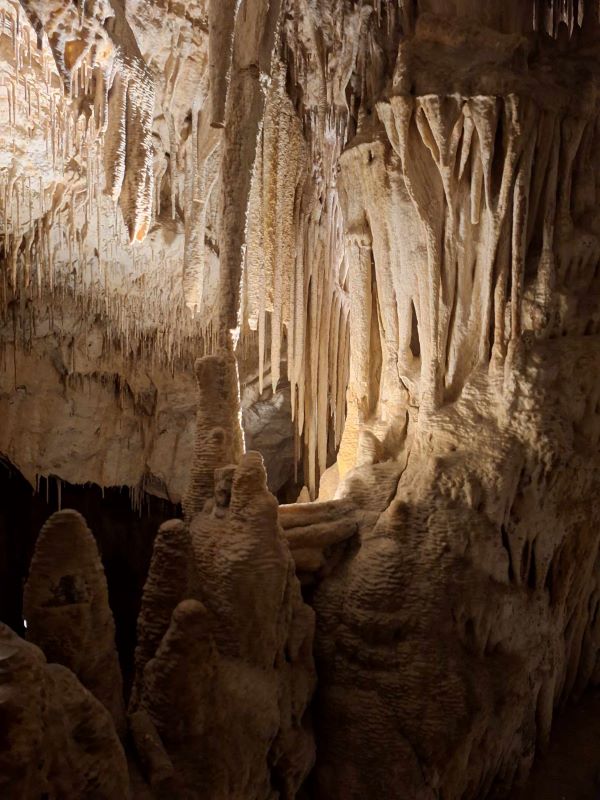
xmin=1 ymin=1 xmax=600 ymax=799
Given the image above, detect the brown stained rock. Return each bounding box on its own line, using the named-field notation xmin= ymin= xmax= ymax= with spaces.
xmin=278 ymin=498 xmax=359 ymax=584
xmin=279 ymin=498 xmax=357 ymax=529
xmin=23 ymin=509 xmax=126 ymax=735
xmin=290 ymin=546 xmax=326 ymax=573
xmin=188 ymin=451 xmax=316 ymax=797
xmin=139 ymin=599 xmax=218 ymax=744
xmin=0 ymin=623 xmax=129 ymax=799
xmin=284 ymin=518 xmax=357 ymax=549
xmin=129 ymin=708 xmax=175 ymax=793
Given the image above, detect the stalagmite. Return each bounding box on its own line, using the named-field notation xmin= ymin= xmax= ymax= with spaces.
xmin=130 ymin=518 xmax=194 ymax=708
xmin=131 ymin=453 xmax=317 ymax=798
xmin=183 ymin=352 xmax=244 ymax=519
xmin=0 ymin=622 xmax=129 ymax=799
xmin=23 ymin=509 xmax=126 ymax=734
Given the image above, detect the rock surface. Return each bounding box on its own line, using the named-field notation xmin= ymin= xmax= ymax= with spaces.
xmin=2 ymin=0 xmax=600 ymax=798
xmin=131 ymin=452 xmax=316 ymax=798
xmin=23 ymin=508 xmax=126 ymax=734
xmin=0 ymin=622 xmax=129 ymax=799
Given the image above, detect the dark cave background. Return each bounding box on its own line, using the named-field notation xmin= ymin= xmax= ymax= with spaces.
xmin=0 ymin=458 xmax=180 ymax=691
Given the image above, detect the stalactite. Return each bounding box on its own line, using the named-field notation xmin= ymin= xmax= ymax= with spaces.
xmin=216 ymin=0 xmax=282 ymax=344
xmin=245 ymin=64 xmax=306 ymax=390
xmin=6 ymin=0 xmax=599 ymax=514
xmin=207 ymin=0 xmax=237 ymax=128
xmin=182 ymin=97 xmax=220 ymax=319
xmin=14 ymin=0 xmax=155 ymax=243
xmin=0 ymin=1 xmax=208 ymax=370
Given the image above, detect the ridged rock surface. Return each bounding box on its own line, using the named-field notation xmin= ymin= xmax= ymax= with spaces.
xmin=0 ymin=622 xmax=129 ymax=799
xmin=23 ymin=509 xmax=126 ymax=734
xmin=310 ymin=6 xmax=600 ymax=795
xmin=132 ymin=452 xmax=316 ymax=799
xmin=2 ymin=0 xmax=600 ymax=798
xmin=183 ymin=352 xmax=244 ymax=519
xmin=130 ymin=518 xmax=194 ymax=710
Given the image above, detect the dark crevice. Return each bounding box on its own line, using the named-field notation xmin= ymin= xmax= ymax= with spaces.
xmin=410 ymin=300 xmax=421 ymax=359
xmin=528 ymin=538 xmax=538 ymax=590
xmin=501 ymin=524 xmax=515 ymax=582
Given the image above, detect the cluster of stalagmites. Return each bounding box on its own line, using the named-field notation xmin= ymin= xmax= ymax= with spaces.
xmin=131 ymin=450 xmax=316 ymax=798
xmin=0 ymin=510 xmax=128 ymax=798
xmin=0 ymin=356 xmax=321 ymax=798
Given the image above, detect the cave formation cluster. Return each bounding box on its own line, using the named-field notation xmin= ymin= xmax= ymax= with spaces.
xmin=1 ymin=1 xmax=600 ymax=798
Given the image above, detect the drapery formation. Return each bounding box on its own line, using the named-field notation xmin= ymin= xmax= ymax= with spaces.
xmin=3 ymin=0 xmax=600 ymax=490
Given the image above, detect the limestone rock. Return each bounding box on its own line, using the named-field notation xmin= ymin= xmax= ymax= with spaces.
xmin=130 ymin=518 xmax=194 ymax=709
xmin=3 ymin=0 xmax=600 ymax=797
xmin=0 ymin=622 xmax=129 ymax=799
xmin=23 ymin=509 xmax=126 ymax=735
xmin=132 ymin=452 xmax=316 ymax=799
xmin=279 ymin=498 xmax=358 ymax=584
xmin=242 ymin=378 xmax=296 ymax=495
xmin=183 ymin=352 xmax=244 ymax=519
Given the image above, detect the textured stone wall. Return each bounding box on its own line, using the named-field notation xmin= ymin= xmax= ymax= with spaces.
xmin=310 ymin=4 xmax=600 ymax=797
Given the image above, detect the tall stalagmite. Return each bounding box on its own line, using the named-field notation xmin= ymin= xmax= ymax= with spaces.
xmin=132 ymin=452 xmax=316 ymax=798
xmin=23 ymin=509 xmax=126 ymax=734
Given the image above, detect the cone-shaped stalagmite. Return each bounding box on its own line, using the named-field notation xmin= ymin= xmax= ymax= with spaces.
xmin=23 ymin=509 xmax=126 ymax=735
xmin=133 ymin=453 xmax=316 ymax=799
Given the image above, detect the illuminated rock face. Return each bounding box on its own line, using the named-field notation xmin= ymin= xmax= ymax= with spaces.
xmin=308 ymin=6 xmax=600 ymax=799
xmin=2 ymin=0 xmax=600 ymax=799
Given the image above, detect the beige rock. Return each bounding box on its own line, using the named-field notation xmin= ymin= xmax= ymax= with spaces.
xmin=3 ymin=1 xmax=600 ymax=798
xmin=130 ymin=518 xmax=194 ymax=710
xmin=183 ymin=351 xmax=244 ymax=519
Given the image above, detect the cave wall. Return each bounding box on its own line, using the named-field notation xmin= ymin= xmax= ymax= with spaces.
xmin=310 ymin=4 xmax=600 ymax=798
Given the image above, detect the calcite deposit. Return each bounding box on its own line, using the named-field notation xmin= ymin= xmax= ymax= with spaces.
xmin=23 ymin=508 xmax=126 ymax=733
xmin=0 ymin=622 xmax=129 ymax=799
xmin=1 ymin=0 xmax=600 ymax=798
xmin=132 ymin=452 xmax=316 ymax=798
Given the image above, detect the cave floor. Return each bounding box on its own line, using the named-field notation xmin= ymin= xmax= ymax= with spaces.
xmin=514 ymin=690 xmax=600 ymax=800
xmin=126 ymin=692 xmax=600 ymax=799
